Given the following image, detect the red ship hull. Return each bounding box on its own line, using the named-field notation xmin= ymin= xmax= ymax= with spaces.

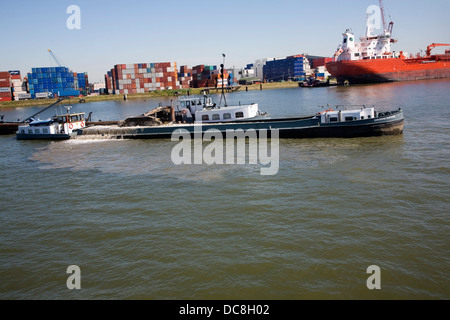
xmin=326 ymin=55 xmax=450 ymax=85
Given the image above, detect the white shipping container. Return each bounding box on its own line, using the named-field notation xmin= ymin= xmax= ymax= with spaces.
xmin=167 ymin=67 xmax=175 ymax=72
xmin=126 ymin=64 xmax=134 ymax=69
xmin=36 ymin=92 xmax=50 ymax=98
xmin=124 ymin=89 xmax=128 ymax=94
xmin=0 ymin=87 xmax=10 ymax=93
xmin=123 ymin=75 xmax=127 ymax=80
xmin=167 ymin=77 xmax=172 ymax=82
xmin=119 ymin=84 xmax=124 ymax=90
xmin=17 ymin=93 xmax=31 ymax=99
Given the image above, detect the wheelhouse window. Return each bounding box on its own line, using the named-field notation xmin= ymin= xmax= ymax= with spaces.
xmin=235 ymin=112 xmax=244 ymax=118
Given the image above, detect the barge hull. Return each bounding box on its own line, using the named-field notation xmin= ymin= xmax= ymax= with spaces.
xmin=78 ymin=111 xmax=404 ymax=140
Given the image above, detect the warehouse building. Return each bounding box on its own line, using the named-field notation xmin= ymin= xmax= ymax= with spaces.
xmin=263 ymin=55 xmax=311 ymax=82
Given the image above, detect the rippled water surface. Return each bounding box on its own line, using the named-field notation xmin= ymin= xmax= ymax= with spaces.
xmin=0 ymin=80 xmax=449 ymax=299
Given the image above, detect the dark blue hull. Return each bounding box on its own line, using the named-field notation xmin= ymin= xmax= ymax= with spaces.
xmin=16 ymin=133 xmax=71 ymax=140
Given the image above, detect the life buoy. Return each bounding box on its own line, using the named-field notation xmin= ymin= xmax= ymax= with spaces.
xmin=69 ymin=123 xmax=73 ymax=129
xmin=80 ymin=122 xmax=85 ymax=128
xmin=182 ymin=109 xmax=188 ymax=116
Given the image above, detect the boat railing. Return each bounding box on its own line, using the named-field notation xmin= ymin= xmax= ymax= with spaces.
xmin=322 ymin=104 xmax=375 ymax=110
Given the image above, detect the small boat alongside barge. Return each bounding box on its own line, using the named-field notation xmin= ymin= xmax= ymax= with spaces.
xmin=15 ymin=98 xmax=86 ymax=140
xmin=16 ymin=109 xmax=85 ymax=140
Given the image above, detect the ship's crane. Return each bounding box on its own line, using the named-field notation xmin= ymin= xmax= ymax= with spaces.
xmin=48 ymin=49 xmax=63 ymax=67
xmin=426 ymin=43 xmax=450 ymax=56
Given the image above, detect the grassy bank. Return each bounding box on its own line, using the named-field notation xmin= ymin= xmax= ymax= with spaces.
xmin=0 ymin=81 xmax=301 ymax=109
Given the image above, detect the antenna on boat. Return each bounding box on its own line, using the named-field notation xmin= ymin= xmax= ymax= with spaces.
xmin=218 ymin=53 xmax=227 ymax=108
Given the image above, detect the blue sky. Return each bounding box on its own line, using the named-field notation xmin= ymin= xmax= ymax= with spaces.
xmin=1 ymin=0 xmax=449 ymax=82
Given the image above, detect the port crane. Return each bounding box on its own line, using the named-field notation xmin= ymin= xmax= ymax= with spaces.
xmin=48 ymin=49 xmax=63 ymax=67
xmin=426 ymin=43 xmax=450 ymax=56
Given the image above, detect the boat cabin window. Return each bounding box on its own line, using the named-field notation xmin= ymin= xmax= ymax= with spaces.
xmin=329 ymin=117 xmax=338 ymax=122
xmin=20 ymin=129 xmax=25 ymax=134
xmin=345 ymin=116 xmax=356 ymax=121
xmin=202 ymin=115 xmax=209 ymax=121
xmin=43 ymin=128 xmax=49 ymax=133
xmin=235 ymin=112 xmax=244 ymax=118
xmin=223 ymin=113 xmax=231 ymax=120
xmin=35 ymin=129 xmax=40 ymax=134
xmin=368 ymin=115 xmax=371 ymax=119
xmin=212 ymin=114 xmax=220 ymax=120
xmin=28 ymin=129 xmax=33 ymax=134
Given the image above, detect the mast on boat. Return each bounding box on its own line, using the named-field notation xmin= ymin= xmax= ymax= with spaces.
xmin=218 ymin=53 xmax=227 ymax=108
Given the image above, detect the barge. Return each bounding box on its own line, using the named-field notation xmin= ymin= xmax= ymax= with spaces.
xmin=78 ymin=106 xmax=404 ymax=139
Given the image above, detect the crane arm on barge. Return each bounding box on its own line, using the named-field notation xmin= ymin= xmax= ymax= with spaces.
xmin=22 ymin=97 xmax=68 ymax=123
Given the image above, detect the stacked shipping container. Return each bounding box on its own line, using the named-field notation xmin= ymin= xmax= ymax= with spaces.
xmin=109 ymin=62 xmax=180 ymax=95
xmin=178 ymin=65 xmax=192 ymax=89
xmin=9 ymin=71 xmax=30 ymax=100
xmin=105 ymin=62 xmax=239 ymax=94
xmin=0 ymin=72 xmax=12 ymax=101
xmin=27 ymin=67 xmax=88 ymax=98
xmin=105 ymin=70 xmax=114 ymax=94
xmin=190 ymin=65 xmax=235 ymax=88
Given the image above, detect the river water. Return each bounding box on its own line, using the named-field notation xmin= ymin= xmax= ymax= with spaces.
xmin=0 ymin=79 xmax=449 ymax=300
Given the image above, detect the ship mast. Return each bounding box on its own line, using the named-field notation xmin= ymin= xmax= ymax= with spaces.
xmin=379 ymin=0 xmax=387 ymax=33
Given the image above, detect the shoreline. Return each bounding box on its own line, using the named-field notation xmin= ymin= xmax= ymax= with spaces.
xmin=0 ymin=81 xmax=301 ymax=109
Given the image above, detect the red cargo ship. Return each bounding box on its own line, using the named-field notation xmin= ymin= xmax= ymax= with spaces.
xmin=326 ymin=1 xmax=450 ymax=85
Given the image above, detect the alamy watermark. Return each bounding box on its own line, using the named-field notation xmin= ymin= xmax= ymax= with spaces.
xmin=66 ymin=265 xmax=81 ymax=289
xmin=66 ymin=5 xmax=81 ymax=30
xmin=366 ymin=5 xmax=382 ymax=30
xmin=366 ymin=265 xmax=381 ymax=290
xmin=171 ymin=126 xmax=279 ymax=176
